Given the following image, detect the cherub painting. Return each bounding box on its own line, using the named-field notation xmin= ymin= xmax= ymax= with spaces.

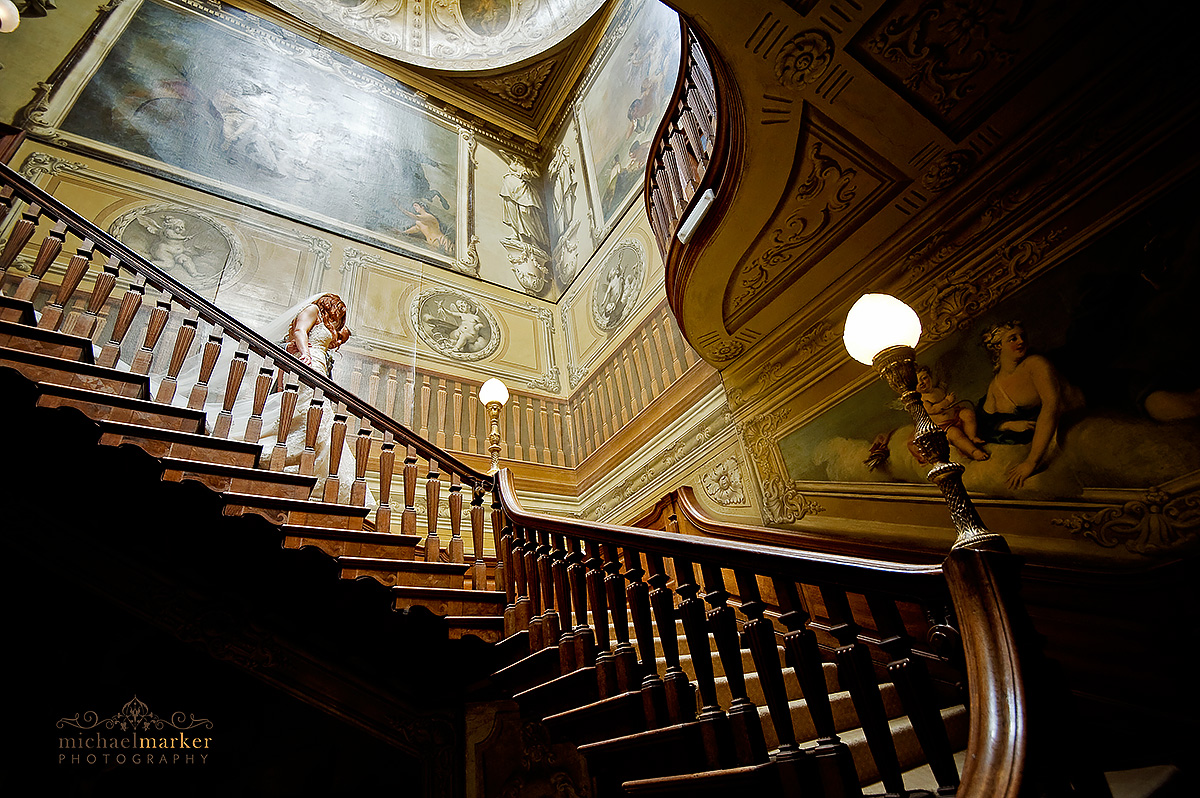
xmin=914 ymin=364 xmax=989 ymax=462
xmin=414 ymin=292 xmax=499 ymax=361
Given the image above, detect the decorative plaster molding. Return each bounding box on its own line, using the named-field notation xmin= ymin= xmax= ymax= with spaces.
xmin=473 ymin=60 xmax=555 ymax=110
xmin=739 ymin=408 xmax=825 ymax=524
xmin=774 ymin=29 xmax=835 ymax=90
xmin=701 ymin=456 xmax=746 ymax=506
xmin=18 ymin=150 xmax=85 ymax=181
xmin=1051 ymin=486 xmax=1199 ymax=555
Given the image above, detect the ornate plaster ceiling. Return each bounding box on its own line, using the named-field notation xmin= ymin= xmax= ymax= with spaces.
xmin=266 ymin=0 xmax=607 ymax=72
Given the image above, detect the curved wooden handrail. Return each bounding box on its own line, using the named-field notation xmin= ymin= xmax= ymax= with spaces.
xmin=0 ymin=160 xmax=489 ymax=490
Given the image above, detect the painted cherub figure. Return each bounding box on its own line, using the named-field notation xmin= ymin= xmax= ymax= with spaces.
xmin=915 ymin=364 xmax=989 ymax=462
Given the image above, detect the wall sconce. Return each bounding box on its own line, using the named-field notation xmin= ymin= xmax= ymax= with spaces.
xmin=479 ymin=377 xmax=509 ymax=474
xmin=1 ymin=0 xmax=20 ymax=33
xmin=843 ymin=293 xmax=1005 ymax=552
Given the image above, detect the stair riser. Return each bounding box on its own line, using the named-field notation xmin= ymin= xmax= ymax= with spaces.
xmin=163 ymin=469 xmax=312 ymax=501
xmin=341 ymin=568 xmax=466 ymax=589
xmin=99 ymin=430 xmax=260 ymax=468
xmin=39 ymin=394 xmax=204 ymax=434
xmin=282 ymin=535 xmax=418 ymax=561
xmin=0 ymin=331 xmax=90 ymax=362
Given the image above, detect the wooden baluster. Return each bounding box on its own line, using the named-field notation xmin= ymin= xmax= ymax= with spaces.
xmin=0 ymin=201 xmax=40 ymax=273
xmin=512 ymin=524 xmax=533 ymax=638
xmin=773 ymin=578 xmax=861 ymax=797
xmin=552 ymin=532 xmax=575 ymax=672
xmin=491 ymin=484 xmax=506 ymax=597
xmin=38 ymin=238 xmax=94 ymax=330
xmin=587 ymin=541 xmax=615 ymax=697
xmin=447 ymin=473 xmax=464 ymax=563
xmin=662 ymin=150 xmax=689 ymax=226
xmin=14 ymin=217 xmax=64 ymax=301
xmin=523 ymin=524 xmax=544 ymax=649
xmin=498 ymin=492 xmax=518 ymax=637
xmin=69 ymin=255 xmax=119 ymax=339
xmin=675 ymin=556 xmax=733 ymax=769
xmin=300 ymin=389 xmax=325 ymax=476
xmin=452 ymin=385 xmax=463 ymax=450
xmin=376 ymin=431 xmax=395 ymax=534
xmin=537 ymin=529 xmax=560 ymax=651
xmin=604 ymin=544 xmax=639 ymax=693
xmin=270 ymin=377 xmax=300 ymax=471
xmin=351 ymin=419 xmax=371 ymax=507
xmin=402 ymin=445 xmax=418 ymax=537
xmin=187 ymin=326 xmax=223 ymax=410
xmin=425 ymin=459 xmax=442 ymax=561
xmin=866 ymin=594 xmax=960 ymax=793
xmin=97 ymin=276 xmax=144 ymax=369
xmin=154 ymin=309 xmax=198 ymax=403
xmin=212 ymin=344 xmax=249 ymax=439
xmin=672 ymin=130 xmax=699 ymax=192
xmin=821 ymin=586 xmax=905 ymax=795
xmin=624 ymin=548 xmax=667 ymax=728
xmin=701 ymin=564 xmax=767 ymax=766
xmin=680 ymin=108 xmax=706 ymax=168
xmin=322 ymin=404 xmax=348 ymax=502
xmin=688 ymin=86 xmax=715 ymax=144
xmin=242 ymin=360 xmax=274 ymax=443
xmin=470 ymin=483 xmax=486 ymax=588
xmin=568 ymin=538 xmax=596 ymax=669
xmin=647 ymin=552 xmax=694 ymax=725
xmin=130 ymin=295 xmax=172 ymax=375
xmin=735 ymin=570 xmax=813 ymax=791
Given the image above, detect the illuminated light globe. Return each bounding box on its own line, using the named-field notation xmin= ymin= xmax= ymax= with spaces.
xmin=842 ymin=293 xmax=922 ymax=365
xmin=0 ymin=0 xmax=19 ymax=33
xmin=479 ymin=377 xmax=509 ymax=407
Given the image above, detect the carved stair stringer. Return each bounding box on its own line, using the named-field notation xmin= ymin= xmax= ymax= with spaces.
xmin=2 ymin=363 xmax=493 ymax=798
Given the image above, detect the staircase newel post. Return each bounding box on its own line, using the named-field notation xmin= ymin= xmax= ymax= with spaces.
xmin=773 ymin=578 xmax=862 ymax=798
xmin=536 ymin=529 xmax=560 ymax=650
xmin=624 ymin=547 xmax=668 ymax=728
xmin=552 ymin=532 xmax=576 ymax=672
xmin=701 ymin=563 xmax=767 ymax=766
xmin=497 ymin=497 xmax=518 ymax=638
xmin=820 ymin=585 xmax=906 ymax=796
xmin=866 ymin=593 xmax=960 ymax=794
xmin=675 ymin=556 xmax=734 ymax=769
xmin=568 ymin=537 xmax=596 ymax=669
xmin=490 ymin=482 xmax=506 ymax=598
xmin=647 ymin=552 xmax=693 ymax=725
xmin=586 ymin=541 xmax=616 ymax=698
xmin=602 ymin=543 xmax=639 ymax=693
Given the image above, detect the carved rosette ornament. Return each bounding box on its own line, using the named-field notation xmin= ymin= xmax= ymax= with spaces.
xmin=474 ymin=60 xmax=555 ymax=110
xmin=1052 ymin=487 xmax=1199 ymax=555
xmin=702 ymin=457 xmax=746 ymax=505
xmin=922 ymin=149 xmax=977 ymax=192
xmin=775 ymin=29 xmax=835 ymax=89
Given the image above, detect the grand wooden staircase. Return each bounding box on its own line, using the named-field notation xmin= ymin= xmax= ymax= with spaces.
xmin=3 ymin=161 xmax=1192 ymax=797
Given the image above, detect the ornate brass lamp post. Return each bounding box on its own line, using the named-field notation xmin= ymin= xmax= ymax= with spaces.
xmin=843 ymin=294 xmax=1005 ymax=551
xmin=479 ymin=377 xmax=509 ymax=474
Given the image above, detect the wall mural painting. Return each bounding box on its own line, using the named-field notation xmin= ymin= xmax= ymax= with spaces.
xmin=412 ymin=289 xmax=501 ymax=361
xmin=109 ymin=204 xmax=242 ymax=295
xmin=549 ymin=144 xmax=582 ymax=291
xmin=499 ymin=154 xmax=552 ymax=295
xmin=779 ymin=195 xmax=1200 ymax=501
xmin=579 ymin=0 xmax=680 ymax=231
xmin=52 ymin=0 xmax=461 ymax=268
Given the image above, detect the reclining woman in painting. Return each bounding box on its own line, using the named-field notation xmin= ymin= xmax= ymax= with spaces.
xmin=977 ymin=320 xmax=1084 ymax=490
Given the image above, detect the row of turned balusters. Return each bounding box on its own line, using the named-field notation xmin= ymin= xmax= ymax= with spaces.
xmin=495 ymin=516 xmax=962 ymax=795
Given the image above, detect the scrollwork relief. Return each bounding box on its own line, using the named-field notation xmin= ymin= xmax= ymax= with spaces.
xmin=740 ymin=408 xmax=825 ymax=524
xmin=1051 ymin=487 xmax=1199 ymax=555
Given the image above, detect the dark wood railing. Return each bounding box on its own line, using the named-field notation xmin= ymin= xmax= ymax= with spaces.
xmin=0 ymin=160 xmax=497 ymax=590
xmin=645 ymin=21 xmax=725 ymax=259
xmin=494 ymin=469 xmax=1030 ymax=796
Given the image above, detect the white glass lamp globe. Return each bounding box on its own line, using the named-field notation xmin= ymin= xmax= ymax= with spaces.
xmin=0 ymin=0 xmax=20 ymax=33
xmin=843 ymin=293 xmax=922 ymax=365
xmin=479 ymin=377 xmax=509 ymax=407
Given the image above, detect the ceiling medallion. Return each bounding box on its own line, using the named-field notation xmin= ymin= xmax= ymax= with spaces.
xmin=473 ymin=60 xmax=555 ymax=110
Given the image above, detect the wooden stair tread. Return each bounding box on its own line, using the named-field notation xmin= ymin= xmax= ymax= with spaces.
xmin=390 ymin=585 xmax=505 ymax=601
xmin=281 ymin=525 xmax=420 ymax=546
xmin=36 ymin=381 xmax=206 ymax=433
xmin=0 ymin=295 xmax=36 ymax=324
xmin=0 ymin=344 xmax=147 ymax=397
xmin=98 ymin=418 xmax=262 ymax=463
xmin=0 ymin=317 xmax=97 ymax=363
xmin=222 ymin=491 xmax=371 ymax=515
xmin=161 ymin=455 xmax=316 ymax=485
